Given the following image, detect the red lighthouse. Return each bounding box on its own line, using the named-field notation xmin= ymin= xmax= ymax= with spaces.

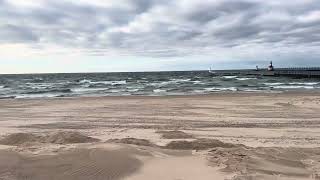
xmin=268 ymin=61 xmax=274 ymax=71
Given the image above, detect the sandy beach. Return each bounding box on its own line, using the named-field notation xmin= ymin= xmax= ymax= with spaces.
xmin=0 ymin=92 xmax=320 ymax=179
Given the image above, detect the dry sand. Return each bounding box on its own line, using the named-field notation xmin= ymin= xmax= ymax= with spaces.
xmin=0 ymin=92 xmax=320 ymax=179
xmin=0 ymin=147 xmax=142 ymax=180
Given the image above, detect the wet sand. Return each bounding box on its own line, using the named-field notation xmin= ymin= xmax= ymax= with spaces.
xmin=0 ymin=92 xmax=320 ymax=179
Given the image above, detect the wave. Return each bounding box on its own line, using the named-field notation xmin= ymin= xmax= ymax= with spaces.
xmin=204 ymin=87 xmax=238 ymax=92
xmin=72 ymin=87 xmax=109 ymax=93
xmin=223 ymin=76 xmax=237 ymax=79
xmin=288 ymin=82 xmax=319 ymax=85
xmin=79 ymin=79 xmax=127 ymax=86
xmin=264 ymin=82 xmax=319 ymax=86
xmin=79 ymin=79 xmax=91 ymax=84
xmin=125 ymin=85 xmax=144 ymax=93
xmin=0 ymin=85 xmax=10 ymax=90
xmin=153 ymin=89 xmax=167 ymax=93
xmin=263 ymin=82 xmax=284 ymax=86
xmin=169 ymin=78 xmax=191 ymax=82
xmin=0 ymin=96 xmax=16 ymax=99
xmin=126 ymin=88 xmax=140 ymax=92
xmin=15 ymin=94 xmax=60 ymax=99
xmin=236 ymin=77 xmax=257 ymax=81
xmin=24 ymin=82 xmax=72 ymax=90
xmin=25 ymin=83 xmax=55 ymax=89
xmin=192 ymin=81 xmax=205 ymax=85
xmin=104 ymin=80 xmax=126 ymax=85
xmin=149 ymin=79 xmax=193 ymax=87
xmin=109 ymin=89 xmax=124 ymax=93
xmin=272 ymin=86 xmax=314 ymax=89
xmin=25 ymin=89 xmax=72 ymax=94
xmin=242 ymin=89 xmax=266 ymax=92
xmin=29 ymin=78 xmax=44 ymax=83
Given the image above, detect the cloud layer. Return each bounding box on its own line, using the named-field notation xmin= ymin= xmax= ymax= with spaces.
xmin=1 ymin=0 xmax=320 ymax=59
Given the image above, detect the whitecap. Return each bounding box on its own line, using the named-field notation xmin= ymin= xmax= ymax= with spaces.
xmin=72 ymin=87 xmax=109 ymax=93
xmin=109 ymin=89 xmax=123 ymax=93
xmin=25 ymin=83 xmax=56 ymax=89
xmin=148 ymin=82 xmax=171 ymax=87
xmin=79 ymin=79 xmax=92 ymax=84
xmin=236 ymin=77 xmax=257 ymax=81
xmin=288 ymin=82 xmax=318 ymax=85
xmin=90 ymin=80 xmax=127 ymax=85
xmin=204 ymin=87 xmax=238 ymax=92
xmin=263 ymin=82 xmax=284 ymax=86
xmin=15 ymin=93 xmax=59 ymax=99
xmin=192 ymin=90 xmax=207 ymax=94
xmin=169 ymin=78 xmax=191 ymax=82
xmin=192 ymin=81 xmax=205 ymax=84
xmin=272 ymin=85 xmax=314 ymax=89
xmin=153 ymin=89 xmax=167 ymax=93
xmin=150 ymin=79 xmax=191 ymax=87
xmin=110 ymin=80 xmax=126 ymax=85
xmin=126 ymin=89 xmax=140 ymax=92
xmin=262 ymin=82 xmax=319 ymax=87
xmin=242 ymin=89 xmax=265 ymax=92
xmin=223 ymin=76 xmax=237 ymax=79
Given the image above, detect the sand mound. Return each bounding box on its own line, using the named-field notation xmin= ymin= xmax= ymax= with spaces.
xmin=164 ymin=139 xmax=236 ymax=150
xmin=209 ymin=147 xmax=317 ymax=179
xmin=109 ymin=138 xmax=236 ymax=150
xmin=108 ymin=138 xmax=155 ymax=147
xmin=0 ymin=148 xmax=142 ymax=180
xmin=45 ymin=131 xmax=99 ymax=144
xmin=156 ymin=130 xmax=194 ymax=139
xmin=0 ymin=133 xmax=42 ymax=145
xmin=0 ymin=132 xmax=99 ymax=146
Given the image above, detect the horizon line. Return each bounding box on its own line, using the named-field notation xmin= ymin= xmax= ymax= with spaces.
xmin=2 ymin=65 xmax=320 ymax=75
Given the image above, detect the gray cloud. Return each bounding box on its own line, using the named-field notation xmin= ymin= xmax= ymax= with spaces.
xmin=0 ymin=24 xmax=39 ymax=43
xmin=0 ymin=0 xmax=319 ymax=60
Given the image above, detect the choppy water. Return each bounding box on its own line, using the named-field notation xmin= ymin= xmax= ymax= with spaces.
xmin=0 ymin=71 xmax=320 ymax=99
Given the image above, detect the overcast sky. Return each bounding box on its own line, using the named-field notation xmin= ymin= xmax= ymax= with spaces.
xmin=0 ymin=0 xmax=320 ymax=73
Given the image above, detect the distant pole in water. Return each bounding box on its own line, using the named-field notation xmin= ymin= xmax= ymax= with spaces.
xmin=209 ymin=66 xmax=213 ymax=73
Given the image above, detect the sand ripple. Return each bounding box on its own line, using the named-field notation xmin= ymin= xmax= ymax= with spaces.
xmin=0 ymin=148 xmax=141 ymax=180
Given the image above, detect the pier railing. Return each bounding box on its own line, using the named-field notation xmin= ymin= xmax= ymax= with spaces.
xmin=275 ymin=67 xmax=320 ymax=71
xmin=274 ymin=70 xmax=320 ymax=77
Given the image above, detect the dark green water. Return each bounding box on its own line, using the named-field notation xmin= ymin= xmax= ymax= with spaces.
xmin=0 ymin=71 xmax=319 ymax=98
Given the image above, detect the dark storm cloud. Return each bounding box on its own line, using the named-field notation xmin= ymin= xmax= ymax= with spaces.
xmin=0 ymin=0 xmax=319 ymax=59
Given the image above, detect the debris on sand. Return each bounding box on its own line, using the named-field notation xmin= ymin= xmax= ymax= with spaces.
xmin=164 ymin=139 xmax=236 ymax=150
xmin=156 ymin=130 xmax=194 ymax=139
xmin=108 ymin=138 xmax=155 ymax=147
xmin=0 ymin=132 xmax=99 ymax=146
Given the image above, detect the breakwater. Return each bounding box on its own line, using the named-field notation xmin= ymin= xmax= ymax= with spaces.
xmin=211 ymin=67 xmax=320 ymax=77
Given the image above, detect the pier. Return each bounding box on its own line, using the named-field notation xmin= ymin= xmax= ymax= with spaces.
xmin=209 ymin=62 xmax=320 ymax=78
